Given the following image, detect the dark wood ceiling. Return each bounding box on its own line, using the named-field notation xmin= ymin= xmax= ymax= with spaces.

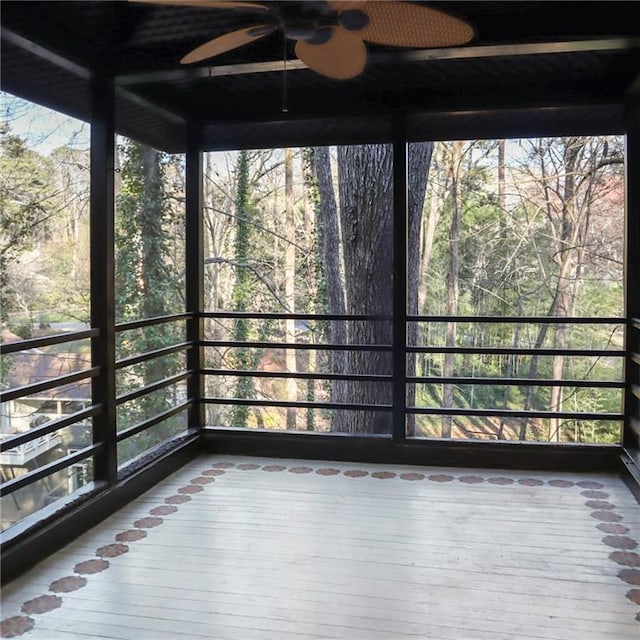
xmin=2 ymin=1 xmax=640 ymax=152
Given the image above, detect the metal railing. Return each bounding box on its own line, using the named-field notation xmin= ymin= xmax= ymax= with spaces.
xmin=0 ymin=311 xmax=629 ymax=527
xmin=113 ymin=314 xmax=192 ymax=455
xmin=202 ymin=311 xmax=394 ymax=423
xmin=202 ymin=312 xmax=625 ymax=437
xmin=1 ymin=329 xmax=102 ymax=502
xmin=0 ymin=314 xmax=192 ymax=515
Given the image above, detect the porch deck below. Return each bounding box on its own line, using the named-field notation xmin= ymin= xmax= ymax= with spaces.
xmin=2 ymin=455 xmax=640 ymax=639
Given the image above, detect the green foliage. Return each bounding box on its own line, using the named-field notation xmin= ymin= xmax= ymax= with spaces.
xmin=229 ymin=150 xmax=256 ymax=427
xmin=114 ymin=139 xmax=186 ymax=463
xmin=0 ymin=127 xmax=57 ymax=321
xmin=415 ymin=138 xmax=624 ymax=442
xmin=201 ymin=137 xmax=624 ymax=442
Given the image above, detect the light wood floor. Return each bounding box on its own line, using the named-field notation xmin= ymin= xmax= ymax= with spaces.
xmin=2 ymin=456 xmax=640 ymax=639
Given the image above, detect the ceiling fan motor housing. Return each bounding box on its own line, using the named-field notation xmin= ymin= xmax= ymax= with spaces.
xmin=282 ymin=8 xmax=368 ymax=43
xmin=339 ymin=9 xmax=370 ymax=31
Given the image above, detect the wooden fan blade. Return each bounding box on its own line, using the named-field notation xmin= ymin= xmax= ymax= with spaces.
xmin=358 ymin=1 xmax=474 ymax=48
xmin=327 ymin=1 xmax=365 ymax=10
xmin=295 ymin=27 xmax=366 ymax=80
xmin=129 ymin=0 xmax=269 ymax=11
xmin=327 ymin=0 xmax=364 ymax=11
xmin=181 ymin=24 xmax=275 ymax=63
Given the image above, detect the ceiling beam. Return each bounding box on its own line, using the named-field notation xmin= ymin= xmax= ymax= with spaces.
xmin=116 ymin=86 xmax=185 ymax=126
xmin=116 ymin=37 xmax=640 ymax=86
xmin=1 ymin=26 xmax=90 ymax=80
xmin=164 ymin=77 xmax=625 ymax=125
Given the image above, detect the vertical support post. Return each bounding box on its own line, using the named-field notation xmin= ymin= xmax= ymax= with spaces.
xmin=624 ymin=96 xmax=640 ymax=461
xmin=90 ymin=74 xmax=117 ymax=484
xmin=185 ymin=124 xmax=205 ymax=432
xmin=392 ymin=117 xmax=408 ymax=442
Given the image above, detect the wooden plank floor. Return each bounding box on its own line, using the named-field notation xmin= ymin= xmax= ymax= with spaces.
xmin=2 ymin=456 xmax=640 ymax=639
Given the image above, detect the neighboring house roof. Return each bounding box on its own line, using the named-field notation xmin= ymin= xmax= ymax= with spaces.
xmin=1 ymin=328 xmax=23 ymax=343
xmin=4 ymin=351 xmax=91 ymax=400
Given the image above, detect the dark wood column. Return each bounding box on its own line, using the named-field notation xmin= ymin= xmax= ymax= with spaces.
xmin=185 ymin=125 xmax=205 ymax=432
xmin=90 ymin=74 xmax=117 ymax=484
xmin=623 ymin=92 xmax=640 ymax=478
xmin=392 ymin=117 xmax=408 ymax=442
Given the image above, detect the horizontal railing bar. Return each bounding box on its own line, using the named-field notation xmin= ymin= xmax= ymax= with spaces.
xmin=408 ymin=376 xmax=625 ymax=388
xmin=203 ymin=341 xmax=392 ymax=352
xmin=203 ymin=312 xmax=391 ymax=321
xmin=115 ymin=341 xmax=192 ymax=370
xmin=632 ymin=384 xmax=640 ymax=400
xmin=631 ymin=318 xmax=640 ymax=330
xmin=407 ymin=407 xmax=623 ymax=420
xmin=203 ymin=397 xmax=392 ymax=411
xmin=116 ymin=401 xmax=192 ymax=442
xmin=115 ymin=312 xmax=192 ymax=333
xmin=202 ymin=312 xmax=625 ymax=325
xmin=407 ymin=346 xmax=624 ymax=357
xmin=204 ymin=371 xmax=623 ymax=388
xmin=1 ymin=368 xmax=99 ymax=403
xmin=0 ymin=405 xmax=102 ymax=452
xmin=116 ymin=372 xmax=192 ymax=406
xmin=407 ymin=316 xmax=624 ymax=324
xmin=0 ymin=329 xmax=99 ymax=355
xmin=632 ymin=353 xmax=640 ymax=366
xmin=202 ymin=369 xmax=392 ymax=382
xmin=0 ymin=443 xmax=102 ymax=497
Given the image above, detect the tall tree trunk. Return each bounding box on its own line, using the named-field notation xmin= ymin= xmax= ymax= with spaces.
xmin=118 ymin=143 xmax=170 ymax=393
xmin=230 ymin=150 xmax=255 ymax=427
xmin=521 ymin=138 xmax=585 ymax=441
xmin=407 ymin=142 xmax=434 ymax=436
xmin=548 ymin=140 xmax=580 ymax=441
xmin=498 ymin=139 xmax=506 ymax=212
xmin=139 ymin=145 xmax=167 ymax=399
xmin=418 ymin=145 xmax=444 ymax=388
xmin=442 ymin=141 xmax=463 ymax=438
xmin=115 ymin=141 xmax=183 ymax=448
xmin=420 ymin=169 xmax=442 ymax=306
xmin=301 ymin=153 xmax=317 ymax=430
xmin=202 ymin=155 xmax=224 ymax=425
xmin=283 ymin=148 xmax=297 ymax=429
xmin=338 ymin=144 xmax=393 ymax=433
xmin=312 ymin=143 xmax=432 ymax=434
xmin=496 ymin=139 xmax=512 ymax=438
xmin=310 ymin=147 xmax=347 ymax=426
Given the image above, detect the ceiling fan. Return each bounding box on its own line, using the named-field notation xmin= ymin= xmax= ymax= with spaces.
xmin=131 ymin=1 xmax=475 ymax=79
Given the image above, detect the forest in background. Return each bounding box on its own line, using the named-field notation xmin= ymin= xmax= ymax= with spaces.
xmin=1 ymin=93 xmax=626 ymax=455
xmin=203 ymin=139 xmax=624 ymax=443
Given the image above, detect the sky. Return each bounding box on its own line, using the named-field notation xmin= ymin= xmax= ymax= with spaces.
xmin=1 ymin=92 xmax=90 ymax=155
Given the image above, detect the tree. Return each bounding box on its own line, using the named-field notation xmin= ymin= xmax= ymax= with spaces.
xmin=115 ymin=139 xmax=184 ymax=461
xmin=516 ymin=136 xmax=624 ymax=441
xmin=200 ymin=137 xmax=622 ymax=442
xmin=413 ymin=136 xmax=623 ymax=442
xmin=307 ymin=146 xmax=347 ymax=419
xmin=407 ymin=142 xmax=435 ymax=435
xmin=311 ymin=143 xmax=433 ymax=434
xmin=441 ymin=141 xmax=464 ymax=438
xmin=1 ymin=95 xmax=92 ymax=332
xmin=0 ymin=128 xmax=58 ymax=325
xmin=283 ymin=148 xmax=298 ymax=429
xmin=229 ymin=150 xmax=256 ymax=427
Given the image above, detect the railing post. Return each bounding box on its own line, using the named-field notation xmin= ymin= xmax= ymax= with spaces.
xmin=624 ymin=95 xmax=640 ymax=463
xmin=392 ymin=117 xmax=408 ymax=442
xmin=185 ymin=124 xmax=205 ymax=433
xmin=90 ymin=74 xmax=117 ymax=484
